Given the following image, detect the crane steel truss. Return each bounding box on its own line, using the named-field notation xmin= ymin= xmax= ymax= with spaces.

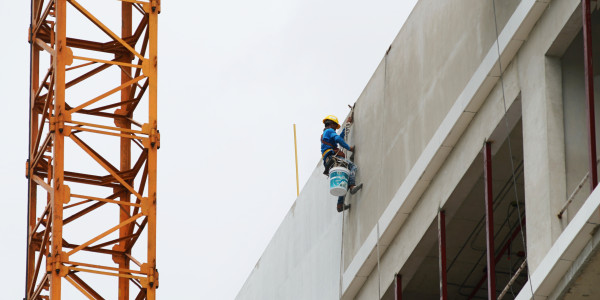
xmin=26 ymin=0 xmax=160 ymax=299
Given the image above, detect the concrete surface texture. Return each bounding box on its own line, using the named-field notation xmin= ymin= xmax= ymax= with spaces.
xmin=234 ymin=165 xmax=343 ymax=299
xmin=344 ymin=0 xmax=519 ymax=269
xmin=236 ymin=0 xmax=600 ymax=299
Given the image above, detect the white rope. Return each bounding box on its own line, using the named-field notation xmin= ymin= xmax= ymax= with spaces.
xmin=339 ymin=102 xmax=353 ymax=300
xmin=376 ymin=222 xmax=382 ymax=299
xmin=491 ymin=0 xmax=535 ymax=298
xmin=345 ymin=121 xmax=351 ymax=158
xmin=374 ymin=50 xmax=389 ymax=300
xmin=339 ymin=210 xmax=345 ymax=299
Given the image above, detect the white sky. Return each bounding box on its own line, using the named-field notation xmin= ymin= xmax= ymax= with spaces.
xmin=0 ymin=0 xmax=417 ymax=298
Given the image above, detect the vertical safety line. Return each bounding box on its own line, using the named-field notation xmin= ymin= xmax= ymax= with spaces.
xmin=583 ymin=0 xmax=598 ymax=190
xmin=375 ymin=48 xmax=390 ymax=300
xmin=339 ymin=111 xmax=352 ymax=299
xmin=376 ymin=222 xmax=381 ymax=299
xmin=339 ymin=206 xmax=345 ymax=300
xmin=483 ymin=142 xmax=496 ymax=300
xmin=438 ymin=211 xmax=448 ymax=300
xmin=490 ymin=0 xmax=534 ymax=297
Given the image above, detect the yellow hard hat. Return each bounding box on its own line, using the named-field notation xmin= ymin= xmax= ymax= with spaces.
xmin=323 ymin=115 xmax=340 ymax=129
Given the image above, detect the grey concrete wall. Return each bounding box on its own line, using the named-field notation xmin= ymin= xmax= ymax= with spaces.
xmin=354 ymin=59 xmax=522 ymax=300
xmin=236 ymin=166 xmax=343 ymax=300
xmin=344 ymin=0 xmax=520 ymax=271
xmin=516 ymin=0 xmax=580 ymax=271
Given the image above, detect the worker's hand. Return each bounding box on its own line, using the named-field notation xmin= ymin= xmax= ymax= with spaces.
xmin=350 ymin=146 xmax=355 ymax=152
xmin=346 ymin=116 xmax=353 ymax=123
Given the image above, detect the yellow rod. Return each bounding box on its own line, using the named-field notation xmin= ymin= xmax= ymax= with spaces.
xmin=294 ymin=124 xmax=300 ymax=196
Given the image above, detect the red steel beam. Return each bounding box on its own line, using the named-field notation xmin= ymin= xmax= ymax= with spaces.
xmin=583 ymin=0 xmax=598 ymax=191
xmin=395 ymin=273 xmax=402 ymax=300
xmin=484 ymin=142 xmax=496 ymax=300
xmin=439 ymin=211 xmax=448 ymax=300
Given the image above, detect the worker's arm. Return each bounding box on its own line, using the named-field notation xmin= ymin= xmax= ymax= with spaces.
xmin=324 ymin=128 xmax=352 ymax=151
xmin=333 ymin=134 xmax=351 ymax=150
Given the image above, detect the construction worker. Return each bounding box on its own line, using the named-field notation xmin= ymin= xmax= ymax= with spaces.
xmin=321 ymin=115 xmax=363 ymax=212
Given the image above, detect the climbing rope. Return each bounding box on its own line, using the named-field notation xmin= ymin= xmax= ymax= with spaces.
xmin=376 ymin=222 xmax=382 ymax=299
xmin=339 ymin=106 xmax=354 ymax=300
xmin=491 ymin=0 xmax=535 ymax=298
xmin=345 ymin=120 xmax=351 ymax=158
xmin=339 ymin=209 xmax=345 ymax=300
xmin=374 ymin=50 xmax=389 ymax=300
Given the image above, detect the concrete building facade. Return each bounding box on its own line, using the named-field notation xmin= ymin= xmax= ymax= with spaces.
xmin=236 ymin=0 xmax=600 ymax=299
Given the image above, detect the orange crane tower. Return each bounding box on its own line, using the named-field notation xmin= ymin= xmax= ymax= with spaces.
xmin=26 ymin=0 xmax=160 ymax=299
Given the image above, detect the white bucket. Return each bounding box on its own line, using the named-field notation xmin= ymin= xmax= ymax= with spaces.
xmin=329 ymin=167 xmax=350 ymax=196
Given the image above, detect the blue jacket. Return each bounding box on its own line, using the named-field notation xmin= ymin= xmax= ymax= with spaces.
xmin=321 ymin=128 xmax=350 ymax=160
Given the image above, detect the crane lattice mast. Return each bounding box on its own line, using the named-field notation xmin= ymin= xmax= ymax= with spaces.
xmin=26 ymin=0 xmax=160 ymax=298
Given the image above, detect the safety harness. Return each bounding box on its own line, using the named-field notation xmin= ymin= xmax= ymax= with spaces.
xmin=321 ymin=134 xmax=346 ymax=159
xmin=321 ymin=132 xmax=346 ymax=177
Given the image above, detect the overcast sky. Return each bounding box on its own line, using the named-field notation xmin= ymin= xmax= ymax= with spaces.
xmin=0 ymin=1 xmax=417 ymax=298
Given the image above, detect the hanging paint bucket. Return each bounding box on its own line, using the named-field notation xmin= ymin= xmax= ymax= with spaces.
xmin=329 ymin=166 xmax=350 ymax=196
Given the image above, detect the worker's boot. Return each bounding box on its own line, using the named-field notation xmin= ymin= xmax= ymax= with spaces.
xmin=349 ymin=183 xmax=363 ymax=195
xmin=337 ymin=196 xmax=351 ymax=212
xmin=337 ymin=203 xmax=351 ymax=212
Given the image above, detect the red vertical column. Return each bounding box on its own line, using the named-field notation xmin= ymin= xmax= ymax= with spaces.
xmin=438 ymin=211 xmax=448 ymax=300
xmin=583 ymin=0 xmax=598 ymax=191
xmin=395 ymin=273 xmax=402 ymax=300
xmin=484 ymin=142 xmax=496 ymax=300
